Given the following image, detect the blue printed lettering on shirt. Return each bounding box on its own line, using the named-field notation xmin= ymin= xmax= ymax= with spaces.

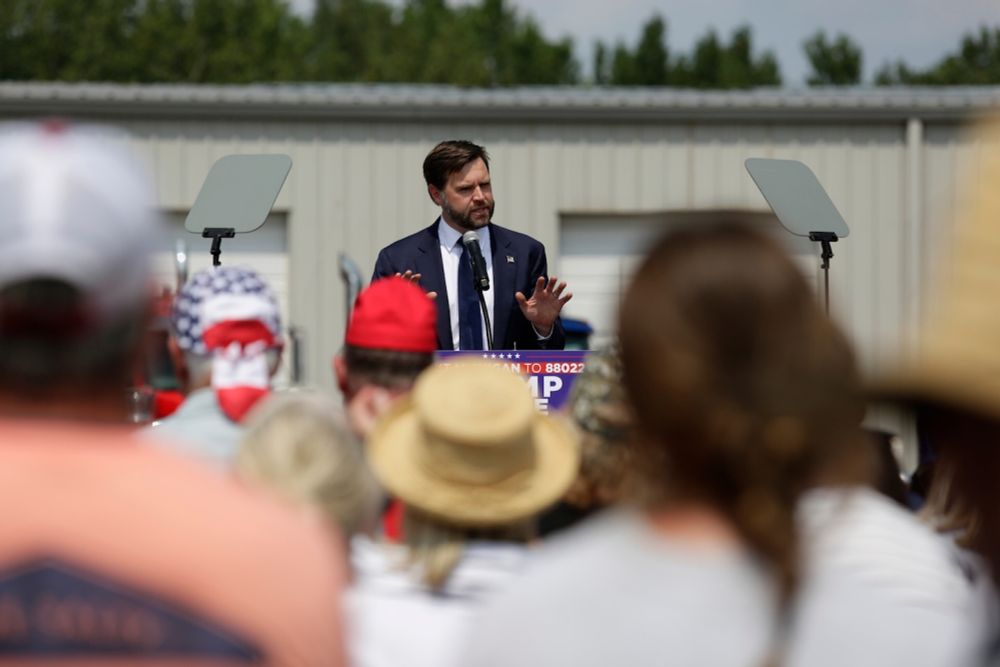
xmin=0 ymin=558 xmax=261 ymax=661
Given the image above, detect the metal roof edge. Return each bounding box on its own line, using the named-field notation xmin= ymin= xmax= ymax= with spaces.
xmin=0 ymin=82 xmax=997 ymax=123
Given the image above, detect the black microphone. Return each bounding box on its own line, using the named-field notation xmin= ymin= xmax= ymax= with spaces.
xmin=461 ymin=231 xmax=490 ymax=292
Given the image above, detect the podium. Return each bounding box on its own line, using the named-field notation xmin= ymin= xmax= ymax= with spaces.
xmin=437 ymin=350 xmax=588 ymax=412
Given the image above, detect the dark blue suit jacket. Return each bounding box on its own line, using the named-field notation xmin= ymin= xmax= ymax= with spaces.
xmin=372 ymin=220 xmax=565 ymax=351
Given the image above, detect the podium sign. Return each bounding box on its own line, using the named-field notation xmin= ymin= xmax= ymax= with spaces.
xmin=436 ymin=350 xmax=589 ymax=413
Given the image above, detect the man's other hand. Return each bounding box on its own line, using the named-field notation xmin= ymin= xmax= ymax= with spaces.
xmin=394 ymin=270 xmax=438 ymax=300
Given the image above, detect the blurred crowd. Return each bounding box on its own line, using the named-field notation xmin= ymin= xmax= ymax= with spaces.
xmin=1 ymin=119 xmax=999 ymax=667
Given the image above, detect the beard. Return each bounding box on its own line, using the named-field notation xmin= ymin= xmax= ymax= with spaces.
xmin=442 ymin=195 xmax=494 ymax=231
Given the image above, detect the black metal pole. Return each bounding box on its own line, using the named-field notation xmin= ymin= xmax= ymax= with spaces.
xmin=809 ymin=232 xmax=838 ymax=316
xmin=478 ymin=291 xmax=494 ymax=351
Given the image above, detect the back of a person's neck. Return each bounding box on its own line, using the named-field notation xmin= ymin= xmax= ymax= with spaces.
xmin=646 ymin=503 xmax=744 ymax=549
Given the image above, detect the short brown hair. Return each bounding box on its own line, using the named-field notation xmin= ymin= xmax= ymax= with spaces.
xmin=423 ymin=140 xmax=490 ymax=190
xmin=619 ymin=220 xmax=870 ymax=600
xmin=343 ymin=344 xmax=434 ymax=394
xmin=0 ymin=279 xmax=144 ymax=397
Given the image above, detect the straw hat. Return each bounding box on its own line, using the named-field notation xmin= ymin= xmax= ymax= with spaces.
xmin=367 ymin=360 xmax=580 ymax=527
xmin=873 ymin=120 xmax=1000 ymax=420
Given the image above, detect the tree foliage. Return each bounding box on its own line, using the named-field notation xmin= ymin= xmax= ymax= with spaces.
xmin=4 ymin=2 xmax=998 ymax=89
xmin=0 ymin=0 xmax=577 ymax=85
xmin=673 ymin=26 xmax=781 ymax=88
xmin=875 ymin=27 xmax=1000 ymax=85
xmin=596 ymin=17 xmax=781 ymax=88
xmin=804 ymin=31 xmax=861 ymax=86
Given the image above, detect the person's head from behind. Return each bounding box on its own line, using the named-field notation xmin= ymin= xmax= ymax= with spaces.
xmin=619 ymin=221 xmax=869 ymax=598
xmin=0 ymin=121 xmax=160 ymax=419
xmin=422 ymin=140 xmax=493 ymax=232
xmin=334 ymin=276 xmax=436 ymax=437
xmin=237 ymin=391 xmax=382 ymax=545
xmin=919 ymin=407 xmax=994 ymax=570
xmin=367 ymin=361 xmax=579 ymax=590
xmin=169 ymin=265 xmax=282 ymax=419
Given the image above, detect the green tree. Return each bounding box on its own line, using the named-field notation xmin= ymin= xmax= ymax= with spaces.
xmin=326 ymin=0 xmax=577 ymax=86
xmin=610 ymin=41 xmax=637 ymax=84
xmin=0 ymin=0 xmax=308 ymax=82
xmin=377 ymin=0 xmax=451 ymax=82
xmin=0 ymin=0 xmax=578 ymax=85
xmin=182 ymin=0 xmax=308 ymax=82
xmin=804 ymin=31 xmax=862 ymax=85
xmin=307 ymin=0 xmax=395 ymax=81
xmin=597 ymin=13 xmax=669 ymax=85
xmin=506 ymin=17 xmax=577 ymax=85
xmin=672 ymin=29 xmax=720 ymax=87
xmin=0 ymin=0 xmax=141 ymax=81
xmin=458 ymin=0 xmax=576 ymax=85
xmin=672 ymin=26 xmax=780 ymax=88
xmin=876 ymin=26 xmax=1000 ymax=85
xmin=632 ymin=14 xmax=668 ymax=85
xmin=593 ymin=41 xmax=610 ymax=84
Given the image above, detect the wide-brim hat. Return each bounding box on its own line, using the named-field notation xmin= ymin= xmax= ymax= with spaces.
xmin=871 ymin=120 xmax=1000 ymax=421
xmin=367 ymin=360 xmax=580 ymax=527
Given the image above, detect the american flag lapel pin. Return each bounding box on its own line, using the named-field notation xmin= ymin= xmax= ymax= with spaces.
xmin=506 ymin=255 xmax=515 ymax=263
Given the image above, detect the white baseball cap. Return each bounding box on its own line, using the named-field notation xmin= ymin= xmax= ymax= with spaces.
xmin=0 ymin=120 xmax=161 ymax=320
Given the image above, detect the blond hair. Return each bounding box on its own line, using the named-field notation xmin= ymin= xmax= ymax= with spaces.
xmin=237 ymin=391 xmax=382 ymax=539
xmin=402 ymin=508 xmax=532 ymax=591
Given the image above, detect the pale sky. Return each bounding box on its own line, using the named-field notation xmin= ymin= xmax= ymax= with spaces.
xmin=289 ymin=0 xmax=1000 ymax=85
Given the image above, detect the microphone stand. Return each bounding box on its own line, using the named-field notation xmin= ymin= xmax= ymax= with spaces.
xmin=462 ymin=231 xmax=494 ymax=350
xmin=476 ymin=284 xmax=494 ymax=351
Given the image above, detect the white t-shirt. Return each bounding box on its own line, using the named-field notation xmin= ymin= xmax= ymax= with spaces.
xmin=462 ymin=510 xmax=779 ymax=667
xmin=790 ymin=487 xmax=989 ymax=667
xmin=347 ymin=535 xmax=529 ymax=667
xmin=463 ymin=490 xmax=987 ymax=667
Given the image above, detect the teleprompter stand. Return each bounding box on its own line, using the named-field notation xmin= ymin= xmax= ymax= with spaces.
xmin=202 ymin=227 xmax=235 ymax=267
xmin=808 ymin=231 xmax=838 ymax=315
xmin=745 ymin=158 xmax=851 ymax=317
xmin=186 ymin=154 xmax=293 ymax=268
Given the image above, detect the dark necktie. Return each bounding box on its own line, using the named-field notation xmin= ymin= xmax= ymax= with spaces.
xmin=457 ymin=242 xmax=484 ymax=350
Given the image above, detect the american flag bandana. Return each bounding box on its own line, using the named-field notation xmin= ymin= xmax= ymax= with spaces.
xmin=171 ymin=267 xmax=281 ymax=422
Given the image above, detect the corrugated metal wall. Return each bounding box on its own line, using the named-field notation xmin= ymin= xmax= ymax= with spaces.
xmin=94 ymin=115 xmax=975 ymax=397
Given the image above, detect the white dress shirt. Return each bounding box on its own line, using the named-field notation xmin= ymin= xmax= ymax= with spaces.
xmin=438 ymin=219 xmax=494 ymax=350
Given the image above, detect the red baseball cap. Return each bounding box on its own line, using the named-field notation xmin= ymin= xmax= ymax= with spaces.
xmin=346 ymin=277 xmax=437 ymax=353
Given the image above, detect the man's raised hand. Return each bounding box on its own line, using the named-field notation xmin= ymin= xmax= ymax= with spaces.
xmin=515 ymin=276 xmax=572 ymax=337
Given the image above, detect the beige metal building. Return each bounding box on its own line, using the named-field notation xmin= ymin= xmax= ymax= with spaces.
xmin=1 ymin=82 xmax=997 ymax=422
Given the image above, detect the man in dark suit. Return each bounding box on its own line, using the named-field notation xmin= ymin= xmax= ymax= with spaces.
xmin=372 ymin=140 xmax=571 ymax=351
